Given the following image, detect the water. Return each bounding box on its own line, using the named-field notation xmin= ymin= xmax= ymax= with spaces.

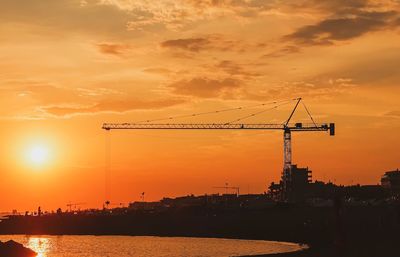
xmin=0 ymin=235 xmax=305 ymax=257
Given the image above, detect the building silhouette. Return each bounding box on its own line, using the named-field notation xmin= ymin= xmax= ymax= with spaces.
xmin=381 ymin=169 xmax=400 ymax=194
xmin=269 ymin=164 xmax=312 ymax=202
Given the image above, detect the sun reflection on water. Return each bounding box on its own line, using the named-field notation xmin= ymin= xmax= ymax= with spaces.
xmin=0 ymin=235 xmax=305 ymax=257
xmin=26 ymin=237 xmax=50 ymax=257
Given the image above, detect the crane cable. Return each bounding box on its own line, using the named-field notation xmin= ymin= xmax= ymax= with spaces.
xmin=225 ymin=100 xmax=294 ymax=124
xmin=133 ymin=98 xmax=297 ymax=124
xmin=301 ymin=101 xmax=318 ymax=128
xmin=104 ymin=130 xmax=111 ymax=206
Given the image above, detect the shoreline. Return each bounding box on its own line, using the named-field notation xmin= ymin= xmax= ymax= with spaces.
xmin=1 ymin=205 xmax=399 ymax=257
xmin=0 ymin=234 xmax=308 ymax=257
xmin=1 ymin=232 xmax=399 ymax=257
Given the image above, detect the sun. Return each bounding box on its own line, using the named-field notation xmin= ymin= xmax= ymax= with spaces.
xmin=27 ymin=145 xmax=50 ymax=165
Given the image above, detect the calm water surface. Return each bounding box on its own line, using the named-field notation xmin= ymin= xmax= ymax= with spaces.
xmin=0 ymin=235 xmax=305 ymax=257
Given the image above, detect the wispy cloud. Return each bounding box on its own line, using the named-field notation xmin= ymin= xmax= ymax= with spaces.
xmin=105 ymin=0 xmax=278 ymax=31
xmin=263 ymin=45 xmax=301 ymax=58
xmin=285 ymin=11 xmax=399 ymax=45
xmin=0 ymin=80 xmax=185 ymax=118
xmin=41 ymin=98 xmax=185 ymax=117
xmin=0 ymin=0 xmax=134 ymax=39
xmin=215 ymin=60 xmax=261 ymax=78
xmin=96 ymin=43 xmax=132 ymax=56
xmin=169 ymin=77 xmax=243 ymax=98
xmin=161 ymin=38 xmax=210 ymax=52
xmin=385 ymin=110 xmax=400 ymax=118
xmin=160 ymin=35 xmax=246 ymax=53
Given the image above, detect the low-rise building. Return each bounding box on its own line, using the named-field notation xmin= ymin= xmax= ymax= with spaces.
xmin=381 ymin=169 xmax=400 ymax=193
xmin=268 ymin=164 xmax=312 ymax=202
xmin=129 ymin=201 xmax=163 ymax=211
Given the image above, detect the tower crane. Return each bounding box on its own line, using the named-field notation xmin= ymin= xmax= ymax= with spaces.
xmin=66 ymin=202 xmax=86 ymax=212
xmin=102 ymin=98 xmax=335 ymax=201
xmin=214 ymin=185 xmax=240 ymax=196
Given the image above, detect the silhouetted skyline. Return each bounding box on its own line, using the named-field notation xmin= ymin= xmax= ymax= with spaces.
xmin=0 ymin=0 xmax=399 ymax=212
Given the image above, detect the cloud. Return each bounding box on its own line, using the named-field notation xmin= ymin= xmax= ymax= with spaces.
xmin=385 ymin=110 xmax=400 ymax=118
xmin=283 ymin=0 xmax=400 ymax=47
xmin=160 ymin=35 xmax=244 ymax=53
xmin=247 ymin=77 xmax=358 ymax=101
xmin=0 ymin=0 xmax=134 ymax=39
xmin=316 ymin=49 xmax=400 ymax=86
xmin=142 ymin=67 xmax=173 ymax=75
xmin=169 ymin=77 xmax=243 ymax=98
xmin=41 ymin=98 xmax=185 ymax=117
xmin=0 ymin=82 xmax=99 ymax=119
xmin=287 ymin=0 xmax=369 ymax=13
xmin=9 ymin=83 xmax=83 ymax=105
xmin=263 ymin=45 xmax=301 ymax=58
xmin=0 ymin=0 xmax=277 ymax=37
xmin=96 ymin=43 xmax=131 ymax=56
xmin=0 ymin=80 xmax=186 ymax=118
xmin=3 ymin=0 xmax=397 ymax=40
xmin=285 ymin=10 xmax=399 ymax=45
xmin=395 ymin=16 xmax=400 ymax=25
xmin=161 ymin=38 xmax=210 ymax=52
xmin=106 ymin=0 xmax=278 ymax=31
xmin=216 ymin=60 xmax=260 ymax=78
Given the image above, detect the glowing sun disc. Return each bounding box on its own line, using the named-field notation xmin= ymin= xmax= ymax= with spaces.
xmin=27 ymin=145 xmax=49 ymax=165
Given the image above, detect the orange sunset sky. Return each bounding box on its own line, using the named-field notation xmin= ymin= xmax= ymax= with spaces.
xmin=0 ymin=0 xmax=399 ymax=212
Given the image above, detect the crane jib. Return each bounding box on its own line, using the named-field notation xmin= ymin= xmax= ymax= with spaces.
xmin=102 ymin=123 xmax=335 ymax=135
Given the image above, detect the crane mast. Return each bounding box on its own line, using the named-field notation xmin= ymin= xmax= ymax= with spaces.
xmin=102 ymin=98 xmax=335 ymax=201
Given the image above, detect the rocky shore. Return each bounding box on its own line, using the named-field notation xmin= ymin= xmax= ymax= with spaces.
xmin=0 ymin=240 xmax=36 ymax=257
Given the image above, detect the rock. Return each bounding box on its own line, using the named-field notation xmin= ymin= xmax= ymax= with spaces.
xmin=0 ymin=240 xmax=37 ymax=257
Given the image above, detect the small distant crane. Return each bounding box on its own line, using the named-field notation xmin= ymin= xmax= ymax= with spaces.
xmin=214 ymin=184 xmax=240 ymax=196
xmin=104 ymin=201 xmax=125 ymax=209
xmin=66 ymin=202 xmax=86 ymax=212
